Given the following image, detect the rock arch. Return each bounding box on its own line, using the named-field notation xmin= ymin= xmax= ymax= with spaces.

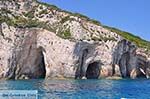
xmin=85 ymin=61 xmax=101 ymax=79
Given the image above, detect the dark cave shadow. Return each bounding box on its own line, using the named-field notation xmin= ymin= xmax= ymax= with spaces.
xmin=73 ymin=41 xmax=101 ymax=79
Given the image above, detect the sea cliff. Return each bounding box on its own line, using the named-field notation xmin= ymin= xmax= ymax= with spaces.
xmin=0 ymin=0 xmax=150 ymax=79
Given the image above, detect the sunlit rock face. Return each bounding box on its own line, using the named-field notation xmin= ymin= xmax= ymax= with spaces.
xmin=0 ymin=0 xmax=150 ymax=79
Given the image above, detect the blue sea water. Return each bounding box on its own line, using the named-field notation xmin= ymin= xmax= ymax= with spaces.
xmin=0 ymin=79 xmax=150 ymax=99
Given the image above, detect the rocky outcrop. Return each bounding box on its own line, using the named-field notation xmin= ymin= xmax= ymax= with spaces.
xmin=112 ymin=40 xmax=137 ymax=78
xmin=0 ymin=0 xmax=150 ymax=80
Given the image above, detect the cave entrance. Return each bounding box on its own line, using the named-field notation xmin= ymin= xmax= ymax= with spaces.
xmin=38 ymin=51 xmax=46 ymax=78
xmin=86 ymin=62 xmax=100 ymax=79
xmin=35 ymin=48 xmax=46 ymax=79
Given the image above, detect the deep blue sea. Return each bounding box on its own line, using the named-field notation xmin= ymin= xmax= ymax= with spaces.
xmin=0 ymin=79 xmax=150 ymax=99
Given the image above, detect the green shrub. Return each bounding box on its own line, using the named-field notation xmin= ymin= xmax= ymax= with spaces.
xmin=103 ymin=37 xmax=117 ymax=42
xmin=36 ymin=1 xmax=59 ymax=10
xmin=57 ymin=29 xmax=71 ymax=39
xmin=91 ymin=35 xmax=116 ymax=42
xmin=39 ymin=10 xmax=48 ymax=15
xmin=0 ymin=16 xmax=16 ymax=27
xmin=73 ymin=13 xmax=90 ymax=20
xmin=36 ymin=0 xmax=102 ymax=26
xmin=39 ymin=6 xmax=43 ymax=9
xmin=91 ymin=36 xmax=102 ymax=41
xmin=0 ymin=16 xmax=6 ymax=24
xmin=1 ymin=8 xmax=12 ymax=14
xmin=24 ymin=10 xmax=35 ymax=18
xmin=60 ymin=16 xmax=76 ymax=24
xmin=26 ymin=19 xmax=39 ymax=27
xmin=72 ymin=13 xmax=101 ymax=26
xmin=90 ymin=19 xmax=101 ymax=26
xmin=60 ymin=16 xmax=70 ymax=23
xmin=103 ymin=25 xmax=150 ymax=50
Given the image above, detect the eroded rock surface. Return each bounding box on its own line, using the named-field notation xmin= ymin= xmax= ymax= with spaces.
xmin=0 ymin=0 xmax=150 ymax=79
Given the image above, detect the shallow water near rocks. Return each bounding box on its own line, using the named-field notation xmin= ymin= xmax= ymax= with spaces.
xmin=0 ymin=78 xmax=150 ymax=99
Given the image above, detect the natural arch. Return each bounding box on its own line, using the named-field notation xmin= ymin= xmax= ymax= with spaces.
xmin=86 ymin=62 xmax=100 ymax=79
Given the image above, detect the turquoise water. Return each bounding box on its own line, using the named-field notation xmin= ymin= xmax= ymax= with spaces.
xmin=0 ymin=79 xmax=150 ymax=99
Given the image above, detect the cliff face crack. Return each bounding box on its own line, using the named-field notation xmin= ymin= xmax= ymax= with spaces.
xmin=86 ymin=62 xmax=100 ymax=79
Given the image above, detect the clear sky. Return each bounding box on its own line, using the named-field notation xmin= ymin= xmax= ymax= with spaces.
xmin=40 ymin=0 xmax=150 ymax=41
